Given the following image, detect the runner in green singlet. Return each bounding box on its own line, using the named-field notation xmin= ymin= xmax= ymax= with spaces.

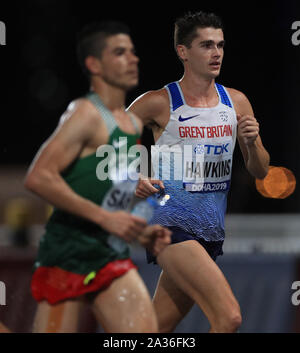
xmin=24 ymin=21 xmax=171 ymax=333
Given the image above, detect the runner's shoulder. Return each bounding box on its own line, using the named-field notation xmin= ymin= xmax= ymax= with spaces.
xmin=225 ymin=87 xmax=249 ymax=106
xmin=130 ymin=87 xmax=169 ymax=111
xmin=59 ymin=98 xmax=103 ymax=126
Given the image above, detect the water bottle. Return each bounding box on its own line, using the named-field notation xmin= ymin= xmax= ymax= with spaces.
xmin=130 ymin=186 xmax=170 ymax=222
xmin=131 ymin=197 xmax=158 ymax=222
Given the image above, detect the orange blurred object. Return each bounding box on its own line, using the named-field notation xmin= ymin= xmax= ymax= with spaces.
xmin=256 ymin=166 xmax=296 ymax=199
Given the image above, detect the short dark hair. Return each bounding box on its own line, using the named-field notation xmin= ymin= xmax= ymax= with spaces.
xmin=174 ymin=11 xmax=224 ymax=49
xmin=77 ymin=21 xmax=130 ymax=77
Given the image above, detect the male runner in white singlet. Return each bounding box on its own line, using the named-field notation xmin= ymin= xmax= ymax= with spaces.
xmin=128 ymin=11 xmax=270 ymax=333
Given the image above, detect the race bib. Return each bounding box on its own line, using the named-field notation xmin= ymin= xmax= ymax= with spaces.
xmin=183 ymin=140 xmax=233 ymax=193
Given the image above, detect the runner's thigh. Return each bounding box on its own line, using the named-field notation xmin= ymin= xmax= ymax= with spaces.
xmin=156 ymin=240 xmax=240 ymax=326
xmin=91 ymin=268 xmax=158 ymax=333
xmin=153 ymin=269 xmax=195 ymax=332
xmin=32 ymin=298 xmax=85 ymax=333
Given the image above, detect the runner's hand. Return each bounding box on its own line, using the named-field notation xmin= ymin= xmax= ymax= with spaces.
xmin=135 ymin=177 xmax=164 ymax=198
xmin=237 ymin=114 xmax=259 ymax=146
xmin=101 ymin=210 xmax=147 ymax=242
xmin=138 ymin=224 xmax=171 ymax=256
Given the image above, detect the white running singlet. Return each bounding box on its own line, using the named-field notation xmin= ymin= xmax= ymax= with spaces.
xmin=150 ymin=81 xmax=237 ymax=242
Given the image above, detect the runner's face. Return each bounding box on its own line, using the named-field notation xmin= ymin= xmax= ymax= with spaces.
xmin=183 ymin=27 xmax=225 ymax=79
xmin=99 ymin=34 xmax=139 ymax=91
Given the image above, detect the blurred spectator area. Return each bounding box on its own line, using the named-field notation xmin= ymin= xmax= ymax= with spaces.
xmin=0 ymin=166 xmax=50 ymax=247
xmin=0 ymin=165 xmax=49 ymax=224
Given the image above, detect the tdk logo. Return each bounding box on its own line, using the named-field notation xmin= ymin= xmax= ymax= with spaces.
xmin=194 ymin=144 xmax=229 ymax=155
xmin=194 ymin=144 xmax=205 ymax=154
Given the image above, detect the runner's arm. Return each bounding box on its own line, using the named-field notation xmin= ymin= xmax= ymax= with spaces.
xmin=24 ymin=99 xmax=147 ymax=239
xmin=229 ymin=88 xmax=270 ymax=179
xmin=128 ymin=90 xmax=168 ymax=196
xmin=25 ymin=99 xmax=107 ymax=224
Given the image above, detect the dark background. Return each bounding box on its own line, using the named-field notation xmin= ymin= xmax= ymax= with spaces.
xmin=1 ymin=0 xmax=300 ymax=213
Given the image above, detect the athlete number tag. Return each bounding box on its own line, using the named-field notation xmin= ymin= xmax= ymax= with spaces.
xmin=183 ymin=142 xmax=232 ymax=193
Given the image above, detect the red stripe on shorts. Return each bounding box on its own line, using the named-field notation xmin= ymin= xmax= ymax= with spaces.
xmin=31 ymin=259 xmax=137 ymax=304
